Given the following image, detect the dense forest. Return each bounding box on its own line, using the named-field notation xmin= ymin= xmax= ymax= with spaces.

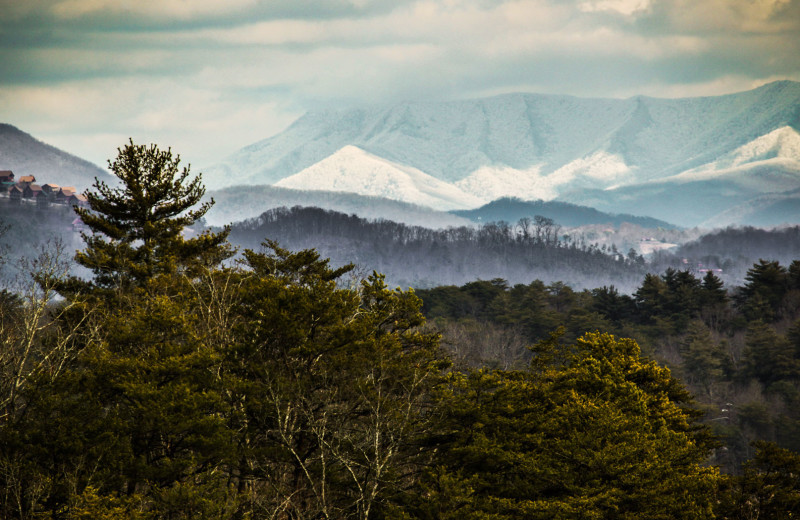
xmin=416 ymin=261 xmax=800 ymax=472
xmin=1 ymin=141 xmax=800 ymax=518
xmin=227 ymin=206 xmax=648 ymax=291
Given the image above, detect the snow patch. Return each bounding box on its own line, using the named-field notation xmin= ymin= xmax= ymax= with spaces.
xmin=274 ymin=145 xmax=484 ymax=211
xmin=547 ymin=151 xmax=633 ymax=187
xmin=455 ymin=164 xmax=553 ymax=202
xmin=662 ymin=127 xmax=800 ymax=184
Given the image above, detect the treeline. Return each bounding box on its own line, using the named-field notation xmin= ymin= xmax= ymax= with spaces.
xmin=653 ymin=225 xmax=800 ymax=284
xmin=1 ymin=141 xmax=800 ymax=518
xmin=227 ymin=206 xmax=647 ymax=290
xmin=417 ymin=260 xmax=800 ymax=472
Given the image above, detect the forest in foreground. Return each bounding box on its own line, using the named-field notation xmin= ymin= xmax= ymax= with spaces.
xmin=2 ymin=141 xmax=800 ymax=519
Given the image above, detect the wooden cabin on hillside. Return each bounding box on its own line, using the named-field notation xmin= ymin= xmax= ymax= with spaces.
xmin=42 ymin=183 xmax=60 ymax=195
xmin=0 ymin=171 xmax=14 ymax=192
xmin=17 ymin=175 xmax=36 ymax=186
xmin=23 ymin=184 xmax=43 ymax=199
xmin=55 ymin=187 xmax=76 ymax=204
xmin=66 ymin=193 xmax=88 ymax=208
xmin=8 ymin=185 xmax=23 ymax=202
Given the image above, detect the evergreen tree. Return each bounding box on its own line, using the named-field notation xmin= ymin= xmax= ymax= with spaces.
xmin=736 ymin=260 xmax=789 ymax=322
xmin=718 ymin=441 xmax=800 ymax=519
xmin=225 ymin=242 xmax=448 ymax=519
xmin=680 ymin=320 xmax=726 ymax=396
xmin=70 ymin=139 xmax=230 ymax=292
xmin=407 ymin=331 xmax=720 ymax=519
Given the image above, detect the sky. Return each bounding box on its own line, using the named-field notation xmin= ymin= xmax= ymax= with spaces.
xmin=1 ymin=0 xmax=799 ymax=170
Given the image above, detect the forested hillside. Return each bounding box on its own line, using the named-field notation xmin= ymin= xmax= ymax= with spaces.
xmin=2 ymin=141 xmax=800 ymax=518
xmin=227 ymin=206 xmax=647 ymax=290
xmin=417 ymin=261 xmax=800 ymax=473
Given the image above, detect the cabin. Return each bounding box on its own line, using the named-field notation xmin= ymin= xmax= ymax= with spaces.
xmin=55 ymin=187 xmax=77 ymax=204
xmin=8 ymin=185 xmax=23 ymax=202
xmin=42 ymin=183 xmax=60 ymax=195
xmin=17 ymin=175 xmax=36 ymax=186
xmin=23 ymin=184 xmax=43 ymax=199
xmin=66 ymin=193 xmax=89 ymax=208
xmin=0 ymin=170 xmax=13 ymax=192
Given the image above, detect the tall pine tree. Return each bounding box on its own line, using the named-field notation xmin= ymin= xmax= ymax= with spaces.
xmin=70 ymin=139 xmax=230 ymax=293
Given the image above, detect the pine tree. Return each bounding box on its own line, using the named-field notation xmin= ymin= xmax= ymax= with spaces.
xmin=71 ymin=139 xmax=230 ymax=292
xmin=407 ymin=331 xmax=720 ymax=519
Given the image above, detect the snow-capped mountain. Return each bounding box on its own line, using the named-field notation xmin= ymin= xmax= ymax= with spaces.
xmin=274 ymin=145 xmax=483 ymax=211
xmin=205 ymin=81 xmax=800 ymax=226
xmin=561 ymin=125 xmax=800 ymax=226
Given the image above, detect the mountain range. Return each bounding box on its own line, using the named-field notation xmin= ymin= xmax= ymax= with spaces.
xmin=2 ymin=81 xmax=799 ymax=230
xmin=205 ymin=80 xmax=800 ymax=227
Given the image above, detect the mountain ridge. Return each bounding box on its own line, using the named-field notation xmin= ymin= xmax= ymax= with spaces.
xmin=204 ymin=81 xmax=800 ymax=226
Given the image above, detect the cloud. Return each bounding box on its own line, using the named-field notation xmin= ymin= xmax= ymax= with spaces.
xmin=0 ymin=0 xmax=797 ymax=168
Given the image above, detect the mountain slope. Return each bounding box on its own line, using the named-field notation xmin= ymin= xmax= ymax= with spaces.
xmin=274 ymin=145 xmax=483 ymax=210
xmin=0 ymin=124 xmax=112 ymax=190
xmin=562 ymin=126 xmax=800 ymax=227
xmin=203 ymin=185 xmax=473 ymax=228
xmin=452 ymin=198 xmax=677 ymax=229
xmin=206 ymin=81 xmax=800 ymax=190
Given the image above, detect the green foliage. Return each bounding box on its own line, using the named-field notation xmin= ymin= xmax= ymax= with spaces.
xmin=718 ymin=441 xmax=800 ymax=519
xmin=736 ymin=259 xmax=789 ymax=321
xmin=226 ymin=242 xmax=448 ymax=519
xmin=71 ymin=139 xmax=230 ymax=292
xmin=407 ymin=332 xmax=720 ymax=519
xmin=9 ymin=140 xmax=800 ymax=519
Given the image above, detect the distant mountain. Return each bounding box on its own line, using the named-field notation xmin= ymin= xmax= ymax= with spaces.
xmin=561 ymin=124 xmax=800 ymax=227
xmin=452 ymin=197 xmax=677 ymax=229
xmin=0 ymin=124 xmax=112 ymax=190
xmin=274 ymin=145 xmax=483 ymax=210
xmin=204 ymin=81 xmax=800 ymax=226
xmin=699 ymin=189 xmax=800 ymax=228
xmin=203 ymin=185 xmax=473 ymax=228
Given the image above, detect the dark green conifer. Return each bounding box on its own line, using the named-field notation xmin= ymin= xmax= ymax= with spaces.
xmin=72 ymin=139 xmax=231 ymax=292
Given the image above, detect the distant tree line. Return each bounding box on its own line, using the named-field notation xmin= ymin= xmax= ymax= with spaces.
xmin=227 ymin=206 xmax=647 ymax=290
xmin=653 ymin=225 xmax=800 ymax=284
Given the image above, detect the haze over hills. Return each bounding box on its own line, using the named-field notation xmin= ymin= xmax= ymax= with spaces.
xmin=203 ymin=184 xmax=473 ymax=228
xmin=205 ymin=81 xmax=800 ymax=227
xmin=0 ymin=124 xmax=112 ymax=190
xmin=452 ymin=198 xmax=676 ymax=229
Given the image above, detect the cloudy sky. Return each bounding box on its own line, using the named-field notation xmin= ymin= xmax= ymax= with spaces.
xmin=1 ymin=0 xmax=799 ymax=169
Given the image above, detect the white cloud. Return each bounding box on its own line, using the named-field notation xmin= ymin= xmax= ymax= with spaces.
xmin=580 ymin=0 xmax=652 ymax=16
xmin=0 ymin=0 xmax=797 ymax=169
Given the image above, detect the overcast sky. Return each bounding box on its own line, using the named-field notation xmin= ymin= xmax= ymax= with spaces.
xmin=1 ymin=0 xmax=799 ymax=169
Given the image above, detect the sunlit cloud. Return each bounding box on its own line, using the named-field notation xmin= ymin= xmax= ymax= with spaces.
xmin=0 ymin=0 xmax=797 ymax=167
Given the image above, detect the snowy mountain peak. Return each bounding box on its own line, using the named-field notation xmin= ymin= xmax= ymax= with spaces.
xmin=725 ymin=126 xmax=800 ymax=168
xmin=274 ymin=145 xmax=484 ymax=211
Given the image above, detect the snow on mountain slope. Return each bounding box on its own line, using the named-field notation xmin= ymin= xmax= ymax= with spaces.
xmin=630 ymin=126 xmax=800 ymax=198
xmin=668 ymin=126 xmax=800 ymax=182
xmin=205 ymin=80 xmax=800 ymax=194
xmin=455 ymin=151 xmax=633 ymax=201
xmin=202 ymin=81 xmax=800 ymax=226
xmin=274 ymin=145 xmax=484 ymax=210
xmin=455 ymin=164 xmax=552 ymax=201
xmin=548 ymin=151 xmax=633 ymax=189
